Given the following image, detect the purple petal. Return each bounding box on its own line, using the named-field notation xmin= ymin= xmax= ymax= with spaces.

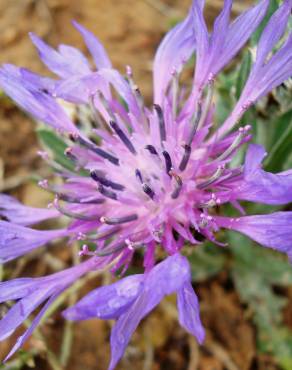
xmin=0 ymin=194 xmax=58 ymax=226
xmin=63 ymin=275 xmax=143 ymax=321
xmin=0 ymin=286 xmax=55 ymax=341
xmin=4 ymin=292 xmax=60 ymax=362
xmin=192 ymin=0 xmax=209 ymax=85
xmin=256 ymin=32 xmax=292 ymax=99
xmin=98 ymin=69 xmax=140 ymax=118
xmin=216 ymin=212 xmax=292 ymax=254
xmin=236 ymin=144 xmax=292 ymax=205
xmin=72 ymin=21 xmax=112 ymax=69
xmin=108 ymin=290 xmax=150 ymax=370
xmin=20 ymin=68 xmax=56 ymax=93
xmin=108 ymin=254 xmax=191 ymax=370
xmin=0 ymin=278 xmax=39 ymax=303
xmin=210 ymin=0 xmax=232 ymax=58
xmin=0 ymin=69 xmax=78 ymax=134
xmin=54 ymin=72 xmax=109 ymax=104
xmin=254 ymin=0 xmax=292 ymax=69
xmin=0 ymin=221 xmax=67 ymax=262
xmin=212 ymin=0 xmax=269 ymax=75
xmin=153 ymin=4 xmax=196 ymax=104
xmin=177 ymin=281 xmax=205 ymax=344
xmin=0 ymin=257 xmax=100 ymax=358
xmin=0 ymin=64 xmax=55 ymax=94
xmin=29 ymin=33 xmax=91 ymax=78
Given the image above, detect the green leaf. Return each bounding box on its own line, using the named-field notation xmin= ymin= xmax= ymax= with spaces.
xmin=188 ymin=242 xmax=227 ymax=282
xmin=229 ymin=232 xmax=292 ymax=366
xmin=251 ymin=0 xmax=279 ymax=46
xmin=264 ymin=109 xmax=292 ymax=172
xmin=37 ymin=128 xmax=74 ymax=169
xmin=235 ymin=49 xmax=252 ymax=100
xmin=37 ymin=128 xmax=87 ymax=176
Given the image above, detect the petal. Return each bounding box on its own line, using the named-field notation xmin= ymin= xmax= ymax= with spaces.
xmin=254 ymin=0 xmax=292 ymax=69
xmin=0 ymin=286 xmax=54 ymax=341
xmin=108 ymin=290 xmax=149 ymax=370
xmin=192 ymin=0 xmax=209 ymax=84
xmin=153 ymin=4 xmax=196 ymax=104
xmin=212 ymin=0 xmax=269 ymax=75
xmin=54 ymin=72 xmax=109 ymax=104
xmin=0 ymin=69 xmax=79 ymax=134
xmin=4 ymin=293 xmax=60 ymax=362
xmin=216 ymin=212 xmax=292 ymax=254
xmin=73 ymin=21 xmax=112 ymax=69
xmin=63 ymin=274 xmax=144 ymax=321
xmin=0 ymin=194 xmax=58 ymax=226
xmin=0 ymin=221 xmax=67 ymax=262
xmin=177 ymin=281 xmax=205 ymax=344
xmin=0 ymin=64 xmax=56 ymax=94
xmin=237 ymin=144 xmax=292 ymax=205
xmin=108 ymin=254 xmax=191 ymax=370
xmin=29 ymin=33 xmax=91 ymax=78
xmin=256 ymin=32 xmax=292 ymax=99
xmin=98 ymin=68 xmax=140 ymax=118
xmin=0 ymin=278 xmax=39 ymax=303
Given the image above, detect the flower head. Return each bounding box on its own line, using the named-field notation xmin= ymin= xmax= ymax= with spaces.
xmin=0 ymin=0 xmax=291 ymax=368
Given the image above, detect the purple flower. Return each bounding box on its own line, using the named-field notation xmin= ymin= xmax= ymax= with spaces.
xmin=0 ymin=0 xmax=291 ymax=368
xmin=0 ymin=257 xmax=109 ymax=361
xmin=63 ymin=254 xmax=204 ymax=370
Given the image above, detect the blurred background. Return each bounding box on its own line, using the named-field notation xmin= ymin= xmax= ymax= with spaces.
xmin=0 ymin=1 xmax=292 ymax=370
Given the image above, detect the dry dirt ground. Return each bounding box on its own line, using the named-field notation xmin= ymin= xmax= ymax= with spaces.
xmin=0 ymin=1 xmax=285 ymax=369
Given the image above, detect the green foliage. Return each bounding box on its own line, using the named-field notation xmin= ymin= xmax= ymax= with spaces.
xmin=37 ymin=128 xmax=88 ymax=176
xmin=200 ymin=2 xmax=292 ymax=365
xmin=188 ymin=242 xmax=227 ymax=282
xmin=264 ymin=109 xmax=292 ymax=172
xmin=251 ymin=0 xmax=279 ymax=46
xmin=228 ymin=232 xmax=292 ymax=369
xmin=235 ymin=49 xmax=252 ymax=100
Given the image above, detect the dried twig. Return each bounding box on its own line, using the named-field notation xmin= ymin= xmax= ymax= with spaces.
xmin=59 ymin=243 xmax=80 ymax=367
xmin=205 ymin=339 xmax=240 ymax=370
xmin=142 ymin=0 xmax=182 ymax=18
xmin=188 ymin=336 xmax=199 ymax=370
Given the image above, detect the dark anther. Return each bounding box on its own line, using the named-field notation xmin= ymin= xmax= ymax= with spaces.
xmin=145 ymin=145 xmax=158 ymax=155
xmin=171 ymin=173 xmax=183 ymax=199
xmin=179 ymin=144 xmax=191 ymax=172
xmin=153 ymin=104 xmax=166 ymax=143
xmin=70 ymin=134 xmax=119 ymax=166
xmin=135 ymin=169 xmax=143 ymax=183
xmin=142 ymin=183 xmax=155 ymax=200
xmin=109 ymin=120 xmax=137 ymax=155
xmin=162 ymin=150 xmax=172 ymax=175
xmin=97 ymin=184 xmax=118 ymax=200
xmin=90 ymin=170 xmax=125 ymax=191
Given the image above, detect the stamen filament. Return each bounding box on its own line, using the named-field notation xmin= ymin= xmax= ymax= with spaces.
xmin=216 ymin=125 xmax=251 ymax=162
xmin=54 ymin=198 xmax=99 ymax=221
xmin=197 ymin=80 xmax=214 ymax=131
xmin=197 ymin=165 xmax=225 ymax=189
xmin=100 ymin=214 xmax=138 ymax=225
